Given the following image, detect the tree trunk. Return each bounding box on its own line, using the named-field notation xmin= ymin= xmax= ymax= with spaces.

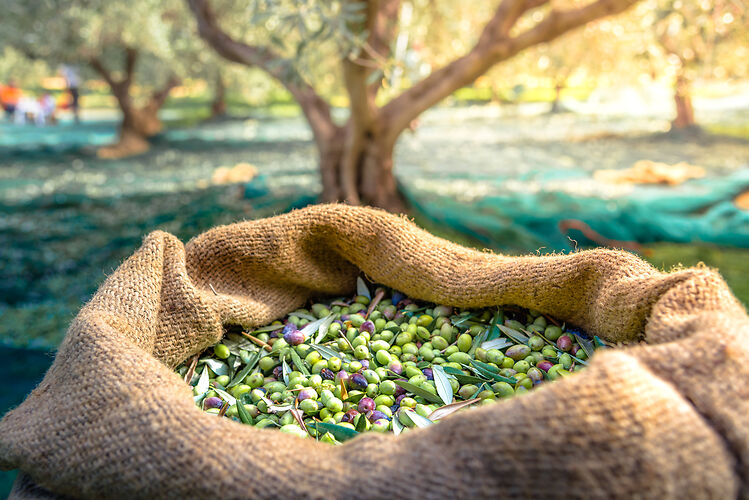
xmin=210 ymin=73 xmax=227 ymax=119
xmin=550 ymin=83 xmax=564 ymax=113
xmin=97 ymin=88 xmax=166 ymax=159
xmin=318 ymin=128 xmax=406 ymax=213
xmin=672 ymin=75 xmax=695 ymax=129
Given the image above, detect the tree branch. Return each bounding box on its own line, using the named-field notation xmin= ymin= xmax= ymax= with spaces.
xmin=123 ymin=46 xmax=139 ymax=87
xmin=186 ymin=0 xmax=338 ymax=148
xmin=149 ymin=75 xmax=180 ymax=110
xmin=381 ymin=0 xmax=639 ymax=142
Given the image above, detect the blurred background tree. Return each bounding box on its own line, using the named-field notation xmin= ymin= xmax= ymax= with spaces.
xmin=643 ymin=0 xmax=749 ymax=129
xmin=1 ymin=0 xmax=195 ymax=156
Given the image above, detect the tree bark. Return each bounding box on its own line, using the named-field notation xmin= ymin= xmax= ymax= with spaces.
xmin=210 ymin=73 xmax=227 ymax=119
xmin=672 ymin=74 xmax=696 ymax=129
xmin=90 ymin=49 xmax=178 ymax=158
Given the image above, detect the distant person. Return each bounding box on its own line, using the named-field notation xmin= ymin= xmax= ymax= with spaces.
xmin=39 ymin=93 xmax=57 ymax=124
xmin=60 ymin=65 xmax=81 ymax=123
xmin=0 ymin=80 xmax=22 ymax=120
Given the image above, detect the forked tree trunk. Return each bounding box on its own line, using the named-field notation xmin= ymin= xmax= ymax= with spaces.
xmin=90 ymin=49 xmax=177 ymax=159
xmin=318 ymin=130 xmax=403 ymax=212
xmin=672 ymin=74 xmax=696 ymax=129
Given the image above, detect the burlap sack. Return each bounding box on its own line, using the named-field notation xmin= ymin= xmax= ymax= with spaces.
xmin=1 ymin=204 xmax=747 ymax=499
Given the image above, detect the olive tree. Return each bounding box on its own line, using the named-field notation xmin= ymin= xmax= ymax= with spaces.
xmin=187 ymin=0 xmax=641 ymax=211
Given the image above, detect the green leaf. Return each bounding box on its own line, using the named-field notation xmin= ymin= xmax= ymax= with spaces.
xmin=442 ymin=366 xmax=488 ymax=385
xmin=311 ymin=344 xmax=347 ymax=361
xmin=594 ymin=336 xmax=611 ymax=348
xmin=282 ymin=357 xmax=290 ymax=386
xmin=356 ymin=276 xmax=371 ymax=299
xmin=227 ymin=352 xmax=260 ymax=388
xmin=432 ymin=365 xmax=453 ymax=405
xmin=451 ymin=312 xmax=476 ymax=327
xmin=236 ymin=401 xmax=253 ymax=425
xmin=404 ymin=410 xmax=433 ymax=428
xmin=289 ymin=349 xmax=310 ymax=376
xmin=485 ymin=310 xmax=502 ymax=341
xmin=574 ymin=333 xmax=595 ymax=359
xmin=393 ymin=380 xmax=443 ymax=404
xmin=212 ymin=386 xmax=237 ymax=406
xmin=467 ymin=361 xmax=517 ymax=385
xmin=313 ymin=314 xmax=337 ymax=344
xmin=481 ymin=338 xmax=513 ymax=350
xmin=314 ymin=422 xmax=359 ymax=442
xmin=301 ymin=313 xmax=335 ymax=340
xmin=470 ymin=359 xmax=500 ymax=374
xmin=195 ymin=365 xmax=209 ymax=393
xmin=392 ymin=414 xmax=404 ymax=436
xmin=249 ymin=324 xmax=284 ymax=334
xmin=355 ymin=415 xmax=368 ymax=432
xmin=427 ymin=398 xmax=481 ymax=421
xmin=498 ymin=324 xmax=530 ymax=344
xmin=200 ymin=358 xmax=229 ymax=377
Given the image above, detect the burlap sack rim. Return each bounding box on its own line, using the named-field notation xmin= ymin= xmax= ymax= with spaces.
xmin=1 ymin=203 xmax=747 ymax=499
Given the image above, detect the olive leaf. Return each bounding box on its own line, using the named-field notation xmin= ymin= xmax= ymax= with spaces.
xmin=289 ymin=349 xmax=310 ymax=376
xmin=442 ymin=366 xmax=487 ymax=385
xmin=355 ymin=415 xmax=368 ymax=432
xmin=300 ymin=314 xmax=335 ymax=340
xmin=432 ymin=365 xmax=453 ymax=405
xmin=485 ymin=310 xmax=502 ymax=342
xmin=313 ymin=313 xmax=337 ymax=344
xmin=212 ymin=386 xmax=237 ymax=406
xmin=427 ymin=398 xmax=480 ymax=421
xmin=282 ymin=357 xmax=290 ymax=385
xmin=451 ymin=312 xmax=476 ymax=327
xmin=195 ymin=365 xmax=210 ymax=393
xmin=468 ymin=361 xmax=517 ymax=385
xmin=392 ymin=414 xmax=404 ymax=435
xmin=227 ymin=352 xmax=260 ymax=388
xmin=311 ymin=344 xmax=347 ymax=361
xmin=356 ymin=276 xmax=371 ymax=299
xmin=289 ymin=407 xmax=307 ymax=432
xmin=404 ymin=410 xmax=433 ymax=428
xmin=236 ymin=401 xmax=253 ymax=425
xmin=249 ymin=324 xmax=284 ymax=334
xmin=200 ymin=358 xmax=229 ymax=377
xmin=481 ymin=338 xmax=513 ymax=350
xmin=574 ymin=333 xmax=595 ymax=359
xmin=315 ymin=422 xmax=359 ymax=442
xmin=498 ymin=324 xmax=530 ymax=344
xmin=393 ymin=380 xmax=443 ymax=404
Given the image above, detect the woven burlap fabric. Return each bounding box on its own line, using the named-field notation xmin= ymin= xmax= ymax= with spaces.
xmin=2 ymin=204 xmax=747 ymax=499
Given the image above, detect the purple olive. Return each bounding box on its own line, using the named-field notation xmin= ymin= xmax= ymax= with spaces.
xmin=360 ymin=320 xmax=375 ymax=334
xmin=359 ymin=359 xmax=370 ymax=370
xmin=388 ymin=362 xmax=403 ymax=376
xmin=571 ymin=345 xmax=580 ymax=355
xmin=394 ymin=385 xmax=406 ymax=398
xmin=350 ymin=373 xmax=368 ymax=389
xmin=358 ymin=397 xmax=376 ymax=413
xmin=284 ymin=328 xmax=305 ymax=346
xmin=320 ymin=368 xmax=335 ymax=380
xmin=203 ymin=397 xmax=223 ymax=409
xmin=368 ymin=410 xmax=389 ymax=422
xmin=391 ymin=291 xmax=405 ymax=304
xmin=282 ymin=323 xmax=297 ymax=335
xmin=537 ymin=360 xmax=554 ymax=372
xmin=422 ymin=368 xmax=434 ymax=380
xmin=335 ymin=370 xmax=350 ymax=386
xmin=382 ymin=305 xmax=396 ymax=321
xmin=556 ymin=335 xmax=573 ymax=352
xmin=341 ymin=409 xmax=359 ymax=423
xmin=395 ymin=394 xmax=406 ymax=404
xmin=297 ymin=388 xmax=317 ymax=401
xmin=273 ymin=366 xmax=283 ymax=378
